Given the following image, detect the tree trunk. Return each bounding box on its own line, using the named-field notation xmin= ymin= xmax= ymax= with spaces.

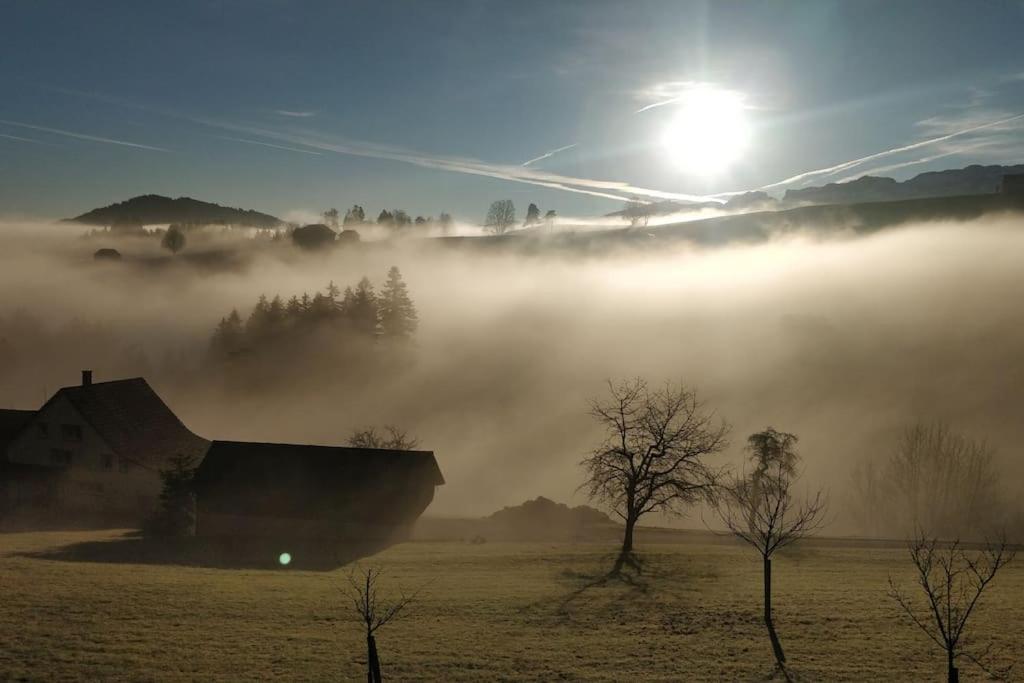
xmin=764 ymin=556 xmax=786 ymax=665
xmin=622 ymin=514 xmax=636 ymax=555
xmin=947 ymin=650 xmax=958 ymax=683
xmin=367 ymin=634 xmax=382 ymax=683
xmin=613 ymin=513 xmax=637 ymax=574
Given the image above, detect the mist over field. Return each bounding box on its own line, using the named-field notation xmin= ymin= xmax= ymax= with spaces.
xmin=2 ymin=217 xmax=1023 ymax=530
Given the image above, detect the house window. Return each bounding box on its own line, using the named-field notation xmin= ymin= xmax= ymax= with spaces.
xmin=49 ymin=449 xmax=72 ymax=467
xmin=36 ymin=423 xmax=49 ymax=439
xmin=61 ymin=424 xmax=83 ymax=442
xmin=101 ymin=454 xmax=114 ymax=471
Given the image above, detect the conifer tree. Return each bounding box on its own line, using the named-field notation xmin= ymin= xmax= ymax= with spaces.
xmin=379 ymin=266 xmax=418 ymax=338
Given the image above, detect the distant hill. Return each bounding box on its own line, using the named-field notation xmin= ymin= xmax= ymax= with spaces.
xmin=68 ymin=195 xmax=282 ymax=228
xmin=603 ymin=164 xmax=1024 ymax=220
xmin=783 ymin=164 xmax=1024 ymax=205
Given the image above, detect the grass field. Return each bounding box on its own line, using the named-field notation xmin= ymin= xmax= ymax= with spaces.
xmin=0 ymin=529 xmax=1021 ymax=681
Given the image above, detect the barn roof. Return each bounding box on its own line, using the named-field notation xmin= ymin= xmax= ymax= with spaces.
xmin=0 ymin=409 xmax=35 ymax=456
xmin=194 ymin=440 xmax=444 ymax=489
xmin=50 ymin=378 xmax=209 ymax=470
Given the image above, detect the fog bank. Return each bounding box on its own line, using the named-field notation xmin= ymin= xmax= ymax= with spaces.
xmin=2 ymin=217 xmax=1023 ymax=531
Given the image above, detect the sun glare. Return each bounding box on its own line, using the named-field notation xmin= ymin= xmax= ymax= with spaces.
xmin=661 ymin=87 xmax=750 ymax=176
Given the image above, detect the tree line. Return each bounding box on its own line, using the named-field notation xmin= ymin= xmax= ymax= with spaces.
xmin=209 ymin=266 xmax=418 ymax=359
xmin=319 ymin=205 xmax=455 ymax=233
xmin=316 ymin=200 xmax=558 ymax=236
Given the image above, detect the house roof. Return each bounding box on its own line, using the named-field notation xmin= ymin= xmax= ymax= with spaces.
xmin=195 ymin=440 xmax=444 ymax=489
xmin=51 ymin=378 xmax=209 ymax=470
xmin=0 ymin=409 xmax=35 ymax=457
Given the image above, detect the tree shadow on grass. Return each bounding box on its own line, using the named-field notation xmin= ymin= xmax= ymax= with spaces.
xmin=545 ymin=551 xmax=664 ymax=618
xmin=18 ymin=531 xmax=391 ymax=571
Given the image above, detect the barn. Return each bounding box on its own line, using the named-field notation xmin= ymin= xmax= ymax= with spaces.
xmin=192 ymin=441 xmax=445 ymax=541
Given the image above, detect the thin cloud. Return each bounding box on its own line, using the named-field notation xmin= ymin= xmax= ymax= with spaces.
xmin=275 ymin=110 xmax=317 ymax=118
xmin=0 ymin=119 xmax=169 ymax=152
xmin=522 ymin=143 xmax=577 ymax=166
xmin=216 ymin=136 xmax=323 ymax=156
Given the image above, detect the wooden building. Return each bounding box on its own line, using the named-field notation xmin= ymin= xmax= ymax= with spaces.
xmin=193 ymin=440 xmax=444 ymax=541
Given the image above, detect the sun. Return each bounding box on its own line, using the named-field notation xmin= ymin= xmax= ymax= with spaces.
xmin=660 ymin=87 xmax=750 ymax=176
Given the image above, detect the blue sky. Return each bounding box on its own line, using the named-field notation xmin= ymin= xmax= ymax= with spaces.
xmin=2 ymin=0 xmax=1024 ymax=221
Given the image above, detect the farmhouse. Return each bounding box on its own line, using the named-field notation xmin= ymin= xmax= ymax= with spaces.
xmin=0 ymin=372 xmax=209 ymax=520
xmin=193 ymin=440 xmax=444 ymax=540
xmin=1 ymin=371 xmax=445 ymax=539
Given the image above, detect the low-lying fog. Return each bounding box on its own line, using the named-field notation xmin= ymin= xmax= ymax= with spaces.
xmin=2 ymin=216 xmax=1023 ymax=532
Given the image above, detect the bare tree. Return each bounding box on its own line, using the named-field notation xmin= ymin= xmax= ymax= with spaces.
xmin=581 ymin=378 xmax=728 ymax=572
xmin=484 ymin=199 xmax=516 ymax=234
xmin=345 ymin=567 xmax=420 ymax=683
xmin=623 ymin=197 xmax=649 ymax=228
xmin=715 ymin=428 xmax=827 ymax=672
xmin=850 ymin=423 xmax=1002 ymax=539
xmin=889 ymin=533 xmax=1015 ymax=682
xmin=348 ymin=426 xmax=419 ymax=450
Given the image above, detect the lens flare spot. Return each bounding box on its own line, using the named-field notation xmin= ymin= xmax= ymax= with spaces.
xmin=278 ymin=552 xmax=292 ymax=566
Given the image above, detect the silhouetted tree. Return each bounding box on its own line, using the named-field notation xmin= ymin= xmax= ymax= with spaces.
xmin=850 ymin=423 xmax=1002 ymax=539
xmin=322 ymin=208 xmax=340 ymax=230
xmin=348 ymin=426 xmax=419 ymax=450
xmin=623 ymin=197 xmax=649 ymax=228
xmin=524 ymin=203 xmax=541 ymax=226
xmin=438 ymin=213 xmax=454 ymax=234
xmin=414 ymin=216 xmax=427 ymax=226
xmin=210 ymin=309 xmax=244 ymax=357
xmin=889 ymin=533 xmax=1015 ymax=682
xmin=344 ymin=205 xmax=366 ymax=226
xmin=581 ymin=378 xmax=728 ymax=572
xmin=342 ymin=277 xmax=379 ymax=336
xmin=291 ymin=223 xmax=337 ymax=250
xmin=392 ymin=210 xmax=411 ymax=229
xmin=714 ymin=428 xmax=828 ymax=672
xmin=145 ymin=453 xmax=197 ymax=537
xmin=346 ymin=566 xmax=420 ymax=683
xmin=377 ymin=210 xmax=394 ymax=227
xmin=378 ymin=267 xmax=418 ymax=338
xmin=161 ymin=225 xmax=186 ymax=253
xmin=484 ymin=200 xmax=515 ymax=234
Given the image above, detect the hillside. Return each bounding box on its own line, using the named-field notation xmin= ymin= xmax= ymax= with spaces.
xmin=782 ymin=163 xmax=1024 ymax=205
xmin=68 ymin=195 xmax=281 ymax=228
xmin=448 ymin=191 xmax=1024 ymax=253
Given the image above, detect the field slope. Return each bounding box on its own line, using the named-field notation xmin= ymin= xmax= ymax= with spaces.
xmin=0 ymin=530 xmax=1021 ymax=681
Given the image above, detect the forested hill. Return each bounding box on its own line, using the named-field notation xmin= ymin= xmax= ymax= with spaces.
xmin=67 ymin=195 xmax=281 ymax=228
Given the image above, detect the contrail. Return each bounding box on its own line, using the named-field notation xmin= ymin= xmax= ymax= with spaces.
xmin=635 ymin=97 xmax=682 ymax=114
xmin=216 ymin=136 xmax=322 ymax=156
xmin=194 ymin=118 xmax=725 ymax=205
xmin=757 ymin=111 xmax=1024 ymax=191
xmin=0 ymin=133 xmax=56 ymax=146
xmin=833 ymin=149 xmax=962 ymax=184
xmin=522 ymin=143 xmax=577 ymax=166
xmin=0 ymin=119 xmax=169 ymax=152
xmin=275 ymin=110 xmax=317 ymax=118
